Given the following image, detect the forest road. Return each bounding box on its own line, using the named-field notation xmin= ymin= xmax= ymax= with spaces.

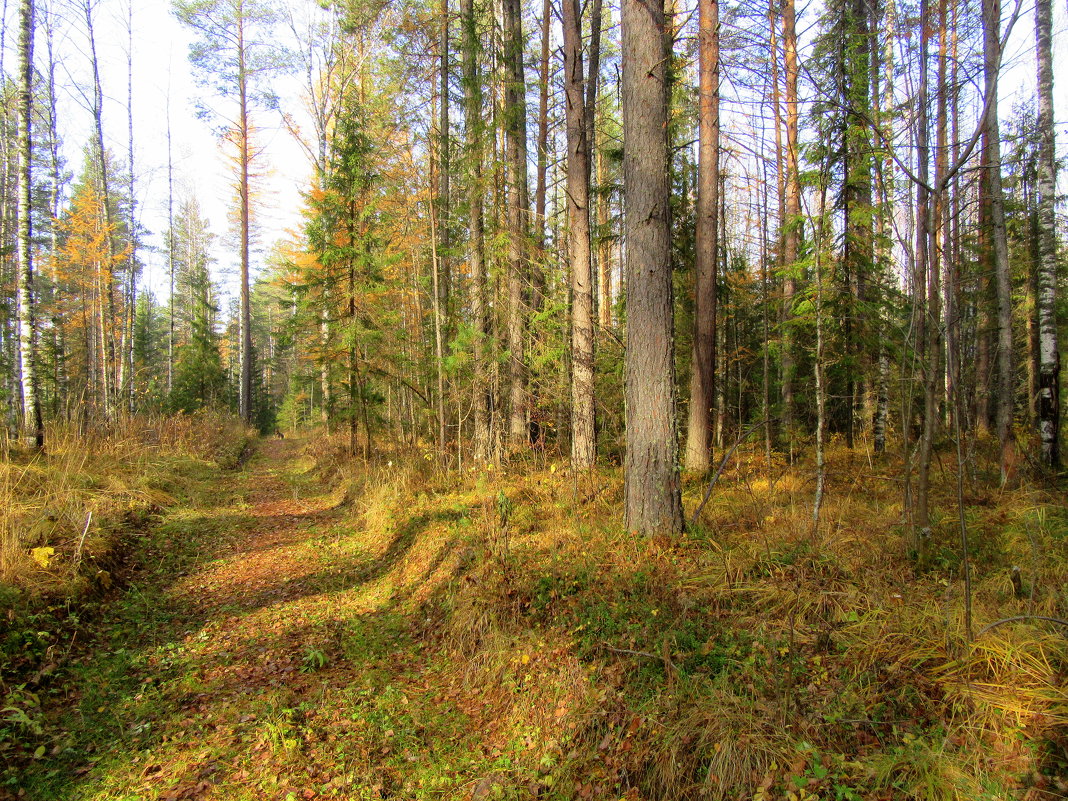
xmin=21 ymin=437 xmax=447 ymax=801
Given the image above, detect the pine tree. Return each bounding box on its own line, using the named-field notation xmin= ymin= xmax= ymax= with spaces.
xmin=622 ymin=0 xmax=683 ymax=535
xmin=174 ymin=0 xmax=287 ymax=425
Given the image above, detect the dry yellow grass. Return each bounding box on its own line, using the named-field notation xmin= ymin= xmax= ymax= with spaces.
xmin=0 ymin=411 xmax=250 ymax=598
xmin=299 ymin=433 xmax=1066 ymax=799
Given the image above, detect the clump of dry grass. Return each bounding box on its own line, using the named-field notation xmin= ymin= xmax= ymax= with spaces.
xmin=0 ymin=412 xmax=250 ymax=599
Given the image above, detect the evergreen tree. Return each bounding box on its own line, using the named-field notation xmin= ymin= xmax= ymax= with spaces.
xmin=167 ymin=198 xmax=225 ymax=414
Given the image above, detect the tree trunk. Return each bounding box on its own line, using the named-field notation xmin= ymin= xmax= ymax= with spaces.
xmin=1033 ymin=0 xmax=1060 ymax=468
xmin=16 ymin=0 xmax=42 ymax=449
xmin=430 ymin=199 xmax=447 ymax=457
xmin=319 ymin=304 xmax=331 ymax=425
xmin=622 ymin=0 xmax=682 ymax=535
xmin=532 ymin=0 xmax=551 ymax=312
xmin=596 ymin=145 xmax=613 ymax=327
xmin=562 ymin=0 xmax=596 ymax=468
xmin=684 ymin=0 xmax=718 ymax=473
xmin=462 ymin=0 xmax=492 ymax=462
xmin=119 ymin=1 xmax=137 ymax=413
xmin=237 ymin=7 xmax=253 ymax=425
xmin=781 ymin=0 xmax=800 ymax=454
xmin=84 ymin=0 xmax=117 ymax=418
xmin=974 ymin=130 xmax=993 ymax=434
xmin=585 ymin=0 xmax=603 ymax=326
xmin=438 ymin=0 xmax=452 ymax=319
xmin=503 ymin=0 xmax=530 ymax=453
xmin=872 ymin=0 xmax=896 ymax=454
xmin=914 ymin=0 xmax=935 ymax=536
xmin=44 ymin=9 xmax=65 ymax=413
xmin=841 ymin=0 xmax=873 ymax=448
xmin=983 ymin=0 xmax=1015 ymax=482
xmin=813 ymin=173 xmax=830 ymax=526
xmin=167 ymin=98 xmax=175 ymax=396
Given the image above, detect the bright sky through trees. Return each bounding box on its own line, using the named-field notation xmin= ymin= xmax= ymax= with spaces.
xmin=1 ymin=0 xmax=308 ymax=305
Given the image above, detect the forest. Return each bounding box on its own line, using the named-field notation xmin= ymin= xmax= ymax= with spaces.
xmin=1 ymin=0 xmax=1067 ymax=797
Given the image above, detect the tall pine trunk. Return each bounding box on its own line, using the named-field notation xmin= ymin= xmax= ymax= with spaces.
xmin=503 ymin=0 xmax=530 ymax=453
xmin=561 ymin=0 xmax=596 ymax=468
xmin=532 ymin=0 xmax=550 ymax=313
xmin=914 ymin=0 xmax=935 ymax=536
xmin=462 ymin=0 xmax=492 ymax=462
xmin=622 ymin=0 xmax=682 ymax=535
xmin=872 ymin=0 xmax=896 ymax=454
xmin=119 ymin=2 xmax=137 ymax=413
xmin=781 ymin=0 xmax=800 ymax=454
xmin=842 ymin=0 xmax=873 ymax=448
xmin=982 ymin=0 xmax=1015 ymax=482
xmin=237 ymin=7 xmax=253 ymax=425
xmin=684 ymin=0 xmax=719 ymax=473
xmin=84 ymin=0 xmax=117 ymax=418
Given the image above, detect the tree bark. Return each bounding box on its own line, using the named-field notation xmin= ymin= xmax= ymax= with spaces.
xmin=167 ymin=96 xmax=175 ymax=397
xmin=622 ymin=0 xmax=682 ymax=535
xmin=237 ymin=5 xmax=253 ymax=425
xmin=982 ymin=0 xmax=1015 ymax=482
xmin=684 ymin=0 xmax=718 ymax=473
xmin=842 ymin=0 xmax=874 ymax=448
xmin=1033 ymin=0 xmax=1060 ymax=468
xmin=914 ymin=0 xmax=935 ymax=535
xmin=119 ymin=0 xmax=137 ymax=413
xmin=872 ymin=0 xmax=896 ymax=454
xmin=17 ymin=0 xmax=42 ymax=449
xmin=462 ymin=0 xmax=492 ymax=462
xmin=84 ymin=0 xmax=117 ymax=418
xmin=562 ymin=0 xmax=596 ymax=468
xmin=438 ymin=0 xmax=452 ymax=320
xmin=780 ymin=0 xmax=800 ymax=453
xmin=532 ymin=0 xmax=551 ymax=313
xmin=503 ymin=0 xmax=530 ymax=453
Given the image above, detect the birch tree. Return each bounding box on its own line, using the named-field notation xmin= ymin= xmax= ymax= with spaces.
xmin=1033 ymin=0 xmax=1060 ymax=468
xmin=16 ymin=0 xmax=43 ymax=448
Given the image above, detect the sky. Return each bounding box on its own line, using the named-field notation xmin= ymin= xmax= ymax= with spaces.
xmin=13 ymin=0 xmax=312 ymax=308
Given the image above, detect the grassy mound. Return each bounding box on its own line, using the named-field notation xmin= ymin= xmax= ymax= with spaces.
xmin=0 ymin=412 xmax=251 ymax=767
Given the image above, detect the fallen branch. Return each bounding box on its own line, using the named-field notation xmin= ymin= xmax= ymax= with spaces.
xmin=598 ymin=642 xmax=678 ymax=673
xmin=73 ymin=510 xmax=93 ymax=568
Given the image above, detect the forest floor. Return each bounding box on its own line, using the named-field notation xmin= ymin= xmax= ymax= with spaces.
xmin=7 ymin=435 xmax=1068 ymax=800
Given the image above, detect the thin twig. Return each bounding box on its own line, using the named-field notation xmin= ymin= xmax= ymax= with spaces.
xmin=689 ymin=420 xmax=768 ymax=529
xmin=73 ymin=510 xmax=93 ymax=568
xmin=598 ymin=643 xmax=678 ymax=672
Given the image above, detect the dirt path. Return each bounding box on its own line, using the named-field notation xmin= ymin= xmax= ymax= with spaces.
xmin=18 ymin=439 xmax=463 ymax=801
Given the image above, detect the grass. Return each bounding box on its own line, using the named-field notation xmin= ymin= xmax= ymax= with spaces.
xmin=5 ymin=428 xmax=1067 ymax=799
xmin=0 ymin=412 xmax=251 ymax=788
xmin=0 ymin=411 xmax=250 ymax=596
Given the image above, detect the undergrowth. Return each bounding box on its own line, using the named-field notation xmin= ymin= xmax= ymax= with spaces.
xmin=0 ymin=411 xmax=250 ymax=597
xmin=300 ymin=434 xmax=1068 ymax=799
xmin=0 ymin=411 xmax=251 ymax=773
xmin=9 ymin=429 xmax=1067 ymax=800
